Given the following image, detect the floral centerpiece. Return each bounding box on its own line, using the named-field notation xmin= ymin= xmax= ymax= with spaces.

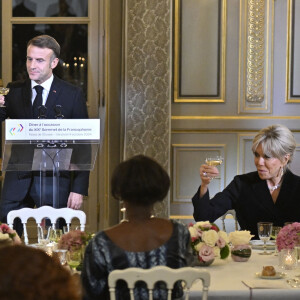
xmin=189 ymin=221 xmax=230 ymax=265
xmin=58 ymin=229 xmax=93 ymax=251
xmin=276 ymin=222 xmax=300 ymax=251
xmin=58 ymin=230 xmax=94 ymax=271
xmin=0 ymin=223 xmax=22 ymax=246
xmin=228 ymin=230 xmax=254 ymax=262
xmin=228 ymin=230 xmax=253 ymax=246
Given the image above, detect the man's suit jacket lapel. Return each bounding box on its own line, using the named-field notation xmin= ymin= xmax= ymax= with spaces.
xmin=45 ymin=76 xmax=62 ymax=118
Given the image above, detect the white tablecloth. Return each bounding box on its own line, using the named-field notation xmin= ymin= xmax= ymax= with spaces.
xmin=190 ymin=250 xmax=300 ymax=300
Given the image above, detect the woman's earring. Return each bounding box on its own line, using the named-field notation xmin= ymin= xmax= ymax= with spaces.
xmin=280 ymin=167 xmax=284 ymax=177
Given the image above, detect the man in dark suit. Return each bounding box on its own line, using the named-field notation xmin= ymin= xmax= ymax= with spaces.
xmin=0 ymin=35 xmax=89 ymax=233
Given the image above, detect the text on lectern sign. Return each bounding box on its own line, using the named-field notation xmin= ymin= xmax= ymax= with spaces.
xmin=5 ymin=119 xmax=100 ymax=141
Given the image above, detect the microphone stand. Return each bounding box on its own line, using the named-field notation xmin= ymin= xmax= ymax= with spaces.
xmin=53 ymin=105 xmax=64 ymax=209
xmin=37 ymin=105 xmax=47 ymax=207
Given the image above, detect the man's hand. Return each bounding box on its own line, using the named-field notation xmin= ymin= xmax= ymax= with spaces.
xmin=0 ymin=95 xmax=5 ymax=107
xmin=67 ymin=192 xmax=83 ymax=210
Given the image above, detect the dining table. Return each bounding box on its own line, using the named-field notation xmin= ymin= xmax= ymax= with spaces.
xmin=189 ymin=245 xmax=300 ymax=300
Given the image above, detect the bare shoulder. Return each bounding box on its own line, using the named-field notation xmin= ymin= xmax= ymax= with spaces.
xmin=104 ymin=219 xmax=175 ymax=252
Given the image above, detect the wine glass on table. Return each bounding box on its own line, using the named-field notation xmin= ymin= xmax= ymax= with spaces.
xmin=53 ymin=249 xmax=68 ymax=266
xmin=0 ymin=87 xmax=9 ymax=107
xmin=270 ymin=226 xmax=282 ymax=255
xmin=257 ymin=222 xmax=273 ymax=255
xmin=67 ymin=249 xmax=82 ymax=272
xmin=48 ymin=228 xmax=63 ymax=244
xmin=37 ymin=225 xmax=50 ymax=246
xmin=205 ymin=156 xmax=223 ymax=179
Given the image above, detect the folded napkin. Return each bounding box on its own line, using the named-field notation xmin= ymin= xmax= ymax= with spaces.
xmin=242 ymin=280 xmax=289 ymax=289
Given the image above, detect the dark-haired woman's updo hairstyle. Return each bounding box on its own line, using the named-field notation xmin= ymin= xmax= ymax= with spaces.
xmin=111 ymin=155 xmax=170 ymax=206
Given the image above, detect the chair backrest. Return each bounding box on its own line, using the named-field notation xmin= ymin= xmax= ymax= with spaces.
xmin=7 ymin=206 xmax=86 ymax=245
xmin=108 ymin=266 xmax=210 ymax=300
xmin=217 ymin=209 xmax=239 ymax=233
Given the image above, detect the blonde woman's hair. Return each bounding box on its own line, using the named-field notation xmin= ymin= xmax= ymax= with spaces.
xmin=252 ymin=124 xmax=296 ymax=169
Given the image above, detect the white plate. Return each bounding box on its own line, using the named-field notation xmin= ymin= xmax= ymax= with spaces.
xmin=250 ymin=240 xmax=275 ymax=250
xmin=255 ymin=272 xmax=286 ymax=279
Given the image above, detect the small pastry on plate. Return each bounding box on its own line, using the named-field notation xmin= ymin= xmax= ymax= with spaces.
xmin=262 ymin=266 xmax=276 ymax=276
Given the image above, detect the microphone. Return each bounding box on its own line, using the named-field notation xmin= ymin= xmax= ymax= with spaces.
xmin=54 ymin=105 xmax=64 ymax=119
xmin=38 ymin=105 xmax=47 ymax=119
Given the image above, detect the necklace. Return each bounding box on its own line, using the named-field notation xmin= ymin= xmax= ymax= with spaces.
xmin=268 ymin=184 xmax=281 ymax=192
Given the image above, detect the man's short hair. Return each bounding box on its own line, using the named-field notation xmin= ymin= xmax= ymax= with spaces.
xmin=27 ymin=35 xmax=60 ymax=59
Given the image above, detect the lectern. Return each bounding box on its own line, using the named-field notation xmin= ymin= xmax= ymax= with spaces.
xmin=2 ymin=119 xmax=100 ymax=207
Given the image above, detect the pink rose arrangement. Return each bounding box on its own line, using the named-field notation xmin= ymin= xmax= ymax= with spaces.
xmin=58 ymin=230 xmax=93 ymax=251
xmin=0 ymin=223 xmax=22 ymax=245
xmin=189 ymin=221 xmax=230 ymax=263
xmin=276 ymin=222 xmax=300 ymax=251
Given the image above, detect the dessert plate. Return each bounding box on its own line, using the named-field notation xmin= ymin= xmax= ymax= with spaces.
xmin=255 ymin=272 xmax=286 ymax=279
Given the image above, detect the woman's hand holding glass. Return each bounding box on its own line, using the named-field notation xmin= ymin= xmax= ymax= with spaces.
xmin=200 ymin=164 xmax=220 ymax=183
xmin=199 ymin=163 xmax=220 ymax=198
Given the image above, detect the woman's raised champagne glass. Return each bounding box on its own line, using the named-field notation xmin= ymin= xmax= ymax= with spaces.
xmin=257 ymin=222 xmax=273 ymax=255
xmin=205 ymin=156 xmax=223 ymax=179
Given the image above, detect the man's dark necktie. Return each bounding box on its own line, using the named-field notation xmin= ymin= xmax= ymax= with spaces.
xmin=33 ymin=85 xmax=43 ymax=118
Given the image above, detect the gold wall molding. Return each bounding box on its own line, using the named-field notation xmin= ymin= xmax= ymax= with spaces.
xmin=238 ymin=0 xmax=273 ymax=113
xmin=245 ymin=0 xmax=265 ymax=103
xmin=172 ymin=144 xmax=225 ymax=202
xmin=286 ymin=0 xmax=300 ymax=103
xmin=173 ymin=0 xmax=226 ymax=102
xmin=237 ymin=134 xmax=255 ymax=175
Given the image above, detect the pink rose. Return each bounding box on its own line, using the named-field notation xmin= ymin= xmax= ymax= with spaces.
xmin=217 ymin=237 xmax=226 ymax=248
xmin=198 ymin=245 xmax=215 ymax=262
xmin=0 ymin=224 xmax=10 ymax=233
xmin=211 ymin=225 xmax=219 ymax=232
xmin=276 ymin=223 xmax=300 ymax=251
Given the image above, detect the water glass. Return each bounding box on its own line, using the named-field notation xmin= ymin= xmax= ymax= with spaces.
xmin=257 ymin=222 xmax=273 ymax=255
xmin=48 ymin=228 xmax=63 ymax=243
xmin=295 ymin=245 xmax=300 ymax=262
xmin=63 ymin=225 xmax=79 ymax=234
xmin=53 ymin=249 xmax=68 ymax=266
xmin=271 ymin=226 xmax=282 ymax=255
xmin=67 ymin=249 xmax=82 ymax=271
xmin=37 ymin=226 xmax=50 ymax=245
